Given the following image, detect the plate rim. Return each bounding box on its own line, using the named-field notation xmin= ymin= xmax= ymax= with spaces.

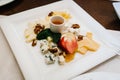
xmin=72 ymin=72 xmax=120 ymax=80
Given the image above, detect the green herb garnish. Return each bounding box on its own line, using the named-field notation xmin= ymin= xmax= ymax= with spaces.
xmin=37 ymin=29 xmax=61 ymax=43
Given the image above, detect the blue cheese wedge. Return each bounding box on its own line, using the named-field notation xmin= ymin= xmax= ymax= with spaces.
xmin=40 ymin=39 xmax=49 ymax=54
xmin=44 ymin=52 xmax=55 ymax=64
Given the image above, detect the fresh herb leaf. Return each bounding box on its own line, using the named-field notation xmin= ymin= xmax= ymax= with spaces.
xmin=37 ymin=29 xmax=61 ymax=43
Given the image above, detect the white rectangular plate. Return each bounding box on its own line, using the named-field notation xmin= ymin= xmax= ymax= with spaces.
xmin=0 ymin=0 xmax=120 ymax=80
xmin=0 ymin=0 xmax=14 ymax=6
xmin=113 ymin=2 xmax=120 ymax=19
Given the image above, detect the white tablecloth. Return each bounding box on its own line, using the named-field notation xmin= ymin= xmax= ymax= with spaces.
xmin=0 ymin=16 xmax=120 ymax=80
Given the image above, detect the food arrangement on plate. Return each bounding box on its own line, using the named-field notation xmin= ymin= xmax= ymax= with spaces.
xmin=24 ymin=11 xmax=100 ymax=65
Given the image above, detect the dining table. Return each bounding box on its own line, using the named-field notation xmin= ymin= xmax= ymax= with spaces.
xmin=0 ymin=0 xmax=120 ymax=80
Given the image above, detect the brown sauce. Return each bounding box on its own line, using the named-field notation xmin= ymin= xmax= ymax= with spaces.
xmin=52 ymin=20 xmax=63 ymax=25
xmin=65 ymin=53 xmax=75 ymax=62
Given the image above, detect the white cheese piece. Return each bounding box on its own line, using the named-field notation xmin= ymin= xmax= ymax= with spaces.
xmin=40 ymin=45 xmax=49 ymax=54
xmin=24 ymin=28 xmax=33 ymax=38
xmin=44 ymin=52 xmax=55 ymax=64
xmin=25 ymin=33 xmax=36 ymax=43
xmin=49 ymin=42 xmax=57 ymax=48
xmin=58 ymin=55 xmax=65 ymax=65
xmin=24 ymin=22 xmax=36 ymax=43
xmin=40 ymin=40 xmax=49 ymax=54
xmin=68 ymin=28 xmax=80 ymax=36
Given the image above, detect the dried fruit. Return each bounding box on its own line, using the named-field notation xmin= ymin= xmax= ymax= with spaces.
xmin=72 ymin=24 xmax=80 ymax=29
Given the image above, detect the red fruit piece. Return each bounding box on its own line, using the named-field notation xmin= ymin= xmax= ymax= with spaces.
xmin=59 ymin=32 xmax=78 ymax=54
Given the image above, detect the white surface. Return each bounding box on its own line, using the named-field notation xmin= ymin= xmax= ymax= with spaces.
xmin=113 ymin=2 xmax=120 ymax=19
xmin=0 ymin=0 xmax=120 ymax=80
xmin=72 ymin=72 xmax=120 ymax=80
xmin=108 ymin=30 xmax=120 ymax=41
xmin=111 ymin=0 xmax=120 ymax=1
xmin=0 ymin=15 xmax=24 ymax=80
xmin=0 ymin=0 xmax=14 ymax=6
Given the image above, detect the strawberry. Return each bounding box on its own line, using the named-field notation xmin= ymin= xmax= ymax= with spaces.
xmin=59 ymin=32 xmax=78 ymax=54
xmin=59 ymin=37 xmax=66 ymax=49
